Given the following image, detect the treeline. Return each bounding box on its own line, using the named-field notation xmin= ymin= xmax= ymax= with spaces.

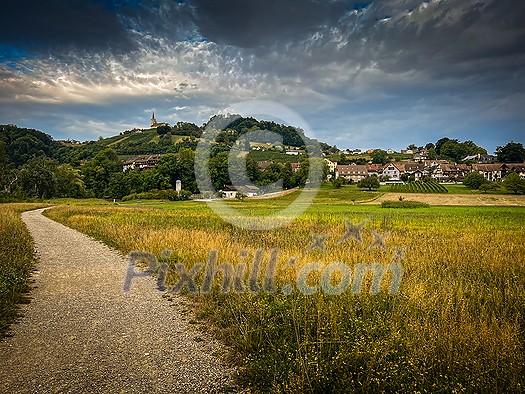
xmin=0 ymin=123 xmax=315 ymax=200
xmin=2 ymin=122 xmax=523 ymax=200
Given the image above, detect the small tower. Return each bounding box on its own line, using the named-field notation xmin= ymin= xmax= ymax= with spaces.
xmin=151 ymin=112 xmax=157 ymax=127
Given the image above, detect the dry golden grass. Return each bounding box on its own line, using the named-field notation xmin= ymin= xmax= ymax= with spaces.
xmin=0 ymin=203 xmax=49 ymax=336
xmin=45 ymin=202 xmax=525 ymax=392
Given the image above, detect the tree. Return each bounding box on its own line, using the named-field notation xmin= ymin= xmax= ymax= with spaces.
xmin=174 ymin=122 xmax=202 ymax=137
xmin=427 ymin=148 xmax=438 ymax=160
xmin=357 ymin=175 xmax=380 ymax=191
xmin=142 ymin=169 xmax=171 ymax=191
xmin=282 ymin=162 xmax=294 ymax=189
xmin=503 ymin=172 xmax=525 ymax=194
xmin=81 ymin=148 xmax=122 ymax=198
xmin=54 ymin=164 xmax=86 ymax=198
xmin=435 ymin=137 xmax=451 ymax=155
xmin=332 ymin=177 xmax=344 ymax=188
xmin=463 ymin=172 xmax=486 ymax=189
xmin=0 ymin=140 xmax=9 ymax=193
xmin=496 ymin=142 xmax=525 ymax=163
xmin=440 ymin=139 xmax=467 ymax=162
xmin=107 ymin=172 xmax=129 ymax=199
xmin=479 ymin=181 xmax=498 ymax=193
xmin=19 ymin=156 xmax=58 ymax=198
xmin=156 ymin=125 xmax=171 ymax=135
xmin=208 ymin=151 xmax=230 ymax=191
xmin=371 ymin=149 xmax=388 ymax=165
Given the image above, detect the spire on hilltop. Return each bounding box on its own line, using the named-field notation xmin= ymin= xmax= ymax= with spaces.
xmin=151 ymin=111 xmax=157 ymax=127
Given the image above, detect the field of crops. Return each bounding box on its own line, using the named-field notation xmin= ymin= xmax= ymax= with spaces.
xmin=390 ymin=180 xmax=448 ymax=193
xmin=43 ymin=187 xmax=525 ymax=393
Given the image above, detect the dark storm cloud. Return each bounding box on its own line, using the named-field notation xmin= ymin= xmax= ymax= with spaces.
xmin=0 ymin=0 xmax=135 ymax=54
xmin=191 ymin=0 xmax=351 ymax=48
xmin=1 ymin=0 xmax=524 ymax=151
xmin=369 ymin=0 xmax=525 ymax=73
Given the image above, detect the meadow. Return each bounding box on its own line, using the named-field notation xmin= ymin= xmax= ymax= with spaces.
xmin=0 ymin=203 xmax=48 ymax=336
xmin=42 ymin=185 xmax=525 ymax=392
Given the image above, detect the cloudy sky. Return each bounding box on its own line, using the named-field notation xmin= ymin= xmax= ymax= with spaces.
xmin=1 ymin=0 xmax=524 ymax=152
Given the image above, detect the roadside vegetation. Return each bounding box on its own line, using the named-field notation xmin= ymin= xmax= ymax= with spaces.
xmin=44 ymin=185 xmax=525 ymax=393
xmin=380 ymin=200 xmax=430 ymax=208
xmin=0 ymin=203 xmax=47 ymax=336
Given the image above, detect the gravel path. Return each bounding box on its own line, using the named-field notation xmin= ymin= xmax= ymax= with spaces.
xmin=0 ymin=208 xmax=236 ymax=393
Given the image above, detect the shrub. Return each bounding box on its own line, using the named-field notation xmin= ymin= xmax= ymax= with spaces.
xmin=463 ymin=172 xmax=486 ymax=189
xmin=381 ymin=200 xmax=430 ymax=208
xmin=121 ymin=189 xmax=192 ymax=201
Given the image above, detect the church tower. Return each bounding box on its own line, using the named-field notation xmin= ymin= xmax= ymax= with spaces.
xmin=151 ymin=112 xmax=157 ymax=127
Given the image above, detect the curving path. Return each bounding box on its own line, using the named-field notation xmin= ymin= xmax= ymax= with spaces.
xmin=0 ymin=208 xmax=235 ymax=393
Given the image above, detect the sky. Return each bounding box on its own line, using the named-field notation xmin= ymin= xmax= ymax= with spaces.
xmin=0 ymin=0 xmax=524 ymax=153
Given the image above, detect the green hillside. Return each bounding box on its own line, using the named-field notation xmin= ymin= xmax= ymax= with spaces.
xmin=94 ymin=128 xmax=199 ymax=156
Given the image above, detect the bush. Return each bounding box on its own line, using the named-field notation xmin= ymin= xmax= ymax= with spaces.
xmin=121 ymin=189 xmax=192 ymax=201
xmin=332 ymin=177 xmax=345 ymax=188
xmin=463 ymin=172 xmax=486 ymax=189
xmin=381 ymin=200 xmax=430 ymax=208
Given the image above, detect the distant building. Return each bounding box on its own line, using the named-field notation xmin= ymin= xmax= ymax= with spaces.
xmin=413 ymin=149 xmax=428 ymax=161
xmin=508 ymin=163 xmax=525 ymax=178
xmin=221 ymin=185 xmax=259 ymax=198
xmin=367 ymin=164 xmax=383 ymax=175
xmin=471 ymin=163 xmax=508 ymax=181
xmin=257 ymin=161 xmax=273 ymax=171
xmin=150 ymin=112 xmax=169 ymax=129
xmin=123 ymin=154 xmax=165 ymax=171
xmin=290 ymin=162 xmax=301 ymax=173
xmin=462 ymin=154 xmax=496 ymax=163
xmin=324 ymin=159 xmax=337 ymax=174
xmin=382 ymin=163 xmax=403 ymax=180
xmin=335 ymin=164 xmax=368 ymax=182
xmin=58 ymin=139 xmax=81 ymax=145
xmin=221 ymin=185 xmax=238 ymax=199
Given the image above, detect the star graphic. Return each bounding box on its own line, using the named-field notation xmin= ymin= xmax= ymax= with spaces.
xmin=392 ymin=246 xmax=407 ymax=261
xmin=367 ymin=229 xmax=392 ymax=251
xmin=337 ymin=218 xmax=367 ymax=244
xmin=286 ymin=256 xmax=298 ymax=268
xmin=307 ymin=233 xmax=329 ymax=252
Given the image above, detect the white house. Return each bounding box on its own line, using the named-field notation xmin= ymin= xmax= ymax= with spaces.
xmin=221 ymin=185 xmax=238 ymax=198
xmin=382 ymin=163 xmax=403 ymax=180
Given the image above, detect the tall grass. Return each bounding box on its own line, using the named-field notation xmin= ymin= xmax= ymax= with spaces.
xmin=45 ymin=200 xmax=525 ymax=392
xmin=0 ymin=203 xmax=46 ymax=336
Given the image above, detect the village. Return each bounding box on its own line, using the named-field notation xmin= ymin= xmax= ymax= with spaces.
xmin=121 ymin=147 xmax=525 ymax=199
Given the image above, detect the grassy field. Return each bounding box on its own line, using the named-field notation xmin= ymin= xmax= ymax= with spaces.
xmin=0 ymin=203 xmax=48 ymax=336
xmin=42 ymin=184 xmax=525 ymax=392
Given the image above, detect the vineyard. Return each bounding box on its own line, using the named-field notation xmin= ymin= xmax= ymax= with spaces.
xmin=390 ymin=180 xmax=448 ymax=193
